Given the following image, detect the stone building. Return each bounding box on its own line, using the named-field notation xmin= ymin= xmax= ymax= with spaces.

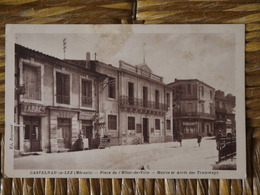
xmin=168 ymin=79 xmax=216 ymax=138
xmin=215 ymin=90 xmax=236 ymax=135
xmin=14 ymin=45 xmax=106 ymax=155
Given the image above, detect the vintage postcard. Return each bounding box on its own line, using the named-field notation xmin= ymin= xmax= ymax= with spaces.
xmin=4 ymin=24 xmax=246 ymax=178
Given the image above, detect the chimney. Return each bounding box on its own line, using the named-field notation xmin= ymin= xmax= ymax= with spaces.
xmin=86 ymin=52 xmax=90 ymax=69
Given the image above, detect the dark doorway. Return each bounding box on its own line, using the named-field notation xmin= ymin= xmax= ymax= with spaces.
xmin=128 ymin=82 xmax=134 ymax=105
xmin=82 ymin=120 xmax=93 ymax=149
xmin=24 ymin=116 xmax=41 ymax=152
xmin=143 ymin=118 xmax=149 ymax=143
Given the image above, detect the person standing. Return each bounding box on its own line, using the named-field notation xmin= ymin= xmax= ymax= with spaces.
xmin=197 ymin=135 xmax=202 ymax=147
xmin=216 ymin=130 xmax=223 ymax=150
xmin=178 ymin=131 xmax=183 ymax=147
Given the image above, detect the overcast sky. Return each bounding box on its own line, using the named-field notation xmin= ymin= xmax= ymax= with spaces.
xmin=16 ymin=32 xmax=236 ymax=95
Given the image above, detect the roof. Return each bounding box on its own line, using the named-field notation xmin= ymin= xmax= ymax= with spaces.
xmin=167 ymin=79 xmax=215 ymax=90
xmin=15 ymin=44 xmax=107 ymax=78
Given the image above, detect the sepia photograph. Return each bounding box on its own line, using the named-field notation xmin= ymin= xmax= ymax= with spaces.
xmin=5 ymin=24 xmax=246 ymax=178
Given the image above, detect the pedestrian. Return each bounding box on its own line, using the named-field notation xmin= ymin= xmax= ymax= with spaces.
xmin=197 ymin=135 xmax=202 ymax=147
xmin=178 ymin=131 xmax=183 ymax=147
xmin=216 ymin=130 xmax=223 ymax=150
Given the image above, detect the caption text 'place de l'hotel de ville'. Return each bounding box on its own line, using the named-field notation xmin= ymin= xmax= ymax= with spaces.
xmin=13 ymin=44 xmax=236 ymax=156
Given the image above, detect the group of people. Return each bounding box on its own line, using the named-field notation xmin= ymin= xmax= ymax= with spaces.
xmin=174 ymin=130 xmax=223 ymax=148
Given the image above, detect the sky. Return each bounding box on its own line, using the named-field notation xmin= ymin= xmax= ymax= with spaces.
xmin=16 ymin=31 xmax=236 ymax=95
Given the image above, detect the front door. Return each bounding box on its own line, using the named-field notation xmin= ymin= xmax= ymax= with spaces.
xmin=82 ymin=120 xmax=93 ymax=148
xmin=58 ymin=118 xmax=71 ymax=149
xmin=143 ymin=118 xmax=149 ymax=143
xmin=24 ymin=117 xmax=41 ymax=152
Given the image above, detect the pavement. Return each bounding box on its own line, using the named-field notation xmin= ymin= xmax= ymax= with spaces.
xmin=14 ymin=137 xmax=226 ymax=170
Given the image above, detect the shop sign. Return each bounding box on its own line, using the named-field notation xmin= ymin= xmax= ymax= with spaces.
xmin=79 ymin=111 xmax=96 ymax=120
xmin=21 ymin=103 xmax=46 ymax=116
xmin=183 ymin=122 xmax=197 ymax=126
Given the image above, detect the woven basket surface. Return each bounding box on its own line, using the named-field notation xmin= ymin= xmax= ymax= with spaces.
xmin=0 ymin=0 xmax=259 ymax=194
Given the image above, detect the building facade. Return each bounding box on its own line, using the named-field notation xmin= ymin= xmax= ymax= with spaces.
xmin=215 ymin=90 xmax=236 ymax=135
xmin=14 ymin=45 xmax=106 ymax=155
xmin=96 ymin=60 xmax=173 ymax=145
xmin=168 ymin=79 xmax=216 ymax=138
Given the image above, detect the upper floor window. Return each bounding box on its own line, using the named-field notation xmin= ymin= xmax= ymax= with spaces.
xmin=23 ymin=64 xmax=41 ymax=100
xmin=155 ymin=90 xmax=160 ymax=108
xmin=166 ymin=93 xmax=170 ymax=107
xmin=200 ymin=86 xmax=204 ymax=97
xmin=56 ymin=72 xmax=70 ymax=104
xmin=108 ymin=77 xmax=116 ymax=99
xmin=82 ymin=79 xmax=92 ymax=107
xmin=187 ymin=84 xmax=192 ymax=94
xmin=128 ymin=82 xmax=134 ymax=105
xmin=210 ymin=90 xmax=213 ymax=99
xmin=201 ymin=103 xmax=204 ymax=113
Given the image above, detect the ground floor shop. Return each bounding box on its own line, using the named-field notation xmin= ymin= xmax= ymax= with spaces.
xmin=119 ymin=112 xmax=173 ymax=145
xmin=173 ymin=118 xmax=215 ymax=138
xmin=14 ymin=103 xmax=99 ymax=155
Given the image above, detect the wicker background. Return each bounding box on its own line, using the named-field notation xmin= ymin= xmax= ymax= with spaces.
xmin=0 ymin=0 xmax=259 ymax=194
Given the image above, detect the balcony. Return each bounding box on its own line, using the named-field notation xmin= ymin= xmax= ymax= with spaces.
xmin=173 ymin=111 xmax=215 ymax=120
xmin=120 ymin=96 xmax=168 ymax=114
xmin=82 ymin=96 xmax=93 ymax=107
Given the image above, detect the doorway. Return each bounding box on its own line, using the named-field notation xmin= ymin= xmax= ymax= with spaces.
xmin=82 ymin=120 xmax=93 ymax=149
xmin=143 ymin=118 xmax=149 ymax=143
xmin=24 ymin=116 xmax=41 ymax=152
xmin=58 ymin=118 xmax=71 ymax=149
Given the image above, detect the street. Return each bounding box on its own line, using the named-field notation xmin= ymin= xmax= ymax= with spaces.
xmin=15 ymin=137 xmax=219 ymax=170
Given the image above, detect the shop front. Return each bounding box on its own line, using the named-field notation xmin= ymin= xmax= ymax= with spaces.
xmin=49 ymin=108 xmax=79 ymax=152
xmin=20 ymin=103 xmax=46 ymax=153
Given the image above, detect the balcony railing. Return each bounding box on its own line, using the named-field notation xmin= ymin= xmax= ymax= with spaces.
xmin=120 ymin=96 xmax=168 ymax=111
xmin=82 ymin=96 xmax=93 ymax=107
xmin=173 ymin=111 xmax=215 ymax=119
xmin=56 ymin=95 xmax=70 ymax=104
xmin=23 ymin=83 xmax=41 ymax=100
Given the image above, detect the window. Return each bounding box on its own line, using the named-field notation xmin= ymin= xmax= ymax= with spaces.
xmin=187 ymin=84 xmax=192 ymax=94
xmin=155 ymin=119 xmax=160 ymax=130
xmin=210 ymin=90 xmax=213 ymax=99
xmin=128 ymin=117 xmax=135 ymax=130
xmin=200 ymin=86 xmax=204 ymax=97
xmin=23 ymin=64 xmax=41 ymax=100
xmin=108 ymin=115 xmax=117 ymax=130
xmin=201 ymin=103 xmax=204 ymax=113
xmin=56 ymin=72 xmax=70 ymax=104
xmin=155 ymin=90 xmax=159 ymax=108
xmin=166 ymin=93 xmax=170 ymax=107
xmin=128 ymin=82 xmax=134 ymax=105
xmin=143 ymin=86 xmax=148 ymax=107
xmin=82 ymin=79 xmax=92 ymax=107
xmin=108 ymin=77 xmax=116 ymax=99
xmin=186 ymin=103 xmax=193 ymax=112
xmin=166 ymin=120 xmax=171 ymax=130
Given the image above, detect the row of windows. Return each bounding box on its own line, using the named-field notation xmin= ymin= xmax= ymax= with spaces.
xmin=108 ymin=115 xmax=171 ymax=131
xmin=23 ymin=64 xmax=171 ymax=107
xmin=23 ymin=64 xmax=94 ymax=107
xmin=174 ymin=84 xmax=213 ymax=99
